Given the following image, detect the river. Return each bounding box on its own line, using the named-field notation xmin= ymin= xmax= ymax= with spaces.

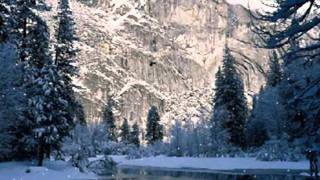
xmin=97 ymin=165 xmax=308 ymax=180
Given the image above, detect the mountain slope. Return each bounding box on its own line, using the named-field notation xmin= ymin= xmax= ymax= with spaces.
xmin=45 ymin=0 xmax=268 ymax=134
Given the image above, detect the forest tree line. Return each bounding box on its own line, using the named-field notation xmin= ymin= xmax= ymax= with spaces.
xmin=0 ymin=0 xmax=83 ymax=166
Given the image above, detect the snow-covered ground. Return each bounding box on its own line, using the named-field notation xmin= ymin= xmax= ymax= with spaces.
xmin=111 ymin=156 xmax=309 ymax=171
xmin=0 ymin=156 xmax=311 ymax=180
xmin=0 ymin=160 xmax=96 ymax=180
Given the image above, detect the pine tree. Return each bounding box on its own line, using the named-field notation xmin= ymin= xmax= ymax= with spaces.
xmin=0 ymin=32 xmax=24 ymax=161
xmin=55 ymin=0 xmax=78 ymax=78
xmin=120 ymin=118 xmax=129 ymax=143
xmin=7 ymin=0 xmax=42 ymax=160
xmin=13 ymin=0 xmax=37 ymax=62
xmin=246 ymin=51 xmax=284 ymax=148
xmin=1 ymin=0 xmax=77 ymax=163
xmin=102 ymin=99 xmax=116 ymax=141
xmin=146 ymin=106 xmax=163 ymax=144
xmin=245 ymin=95 xmax=269 ymax=147
xmin=129 ymin=122 xmax=140 ymax=147
xmin=210 ymin=67 xmax=230 ymax=152
xmin=267 ymin=51 xmax=282 ymax=87
xmin=211 ymin=46 xmax=248 ymax=148
xmin=30 ymin=64 xmax=69 ymax=166
xmin=23 ymin=16 xmax=75 ymax=166
xmin=253 ymin=0 xmax=320 ymax=148
xmin=18 ymin=16 xmax=51 ymax=164
xmin=55 ymin=0 xmax=83 ymax=126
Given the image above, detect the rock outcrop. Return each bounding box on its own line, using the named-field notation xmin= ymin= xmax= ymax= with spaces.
xmin=45 ymin=0 xmax=268 ymax=136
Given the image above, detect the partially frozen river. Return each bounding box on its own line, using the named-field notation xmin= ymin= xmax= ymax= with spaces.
xmin=92 ymin=156 xmax=310 ymax=179
xmin=97 ymin=166 xmax=308 ymax=180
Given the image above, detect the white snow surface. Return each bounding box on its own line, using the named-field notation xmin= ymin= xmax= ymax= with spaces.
xmin=0 ymin=160 xmax=96 ymax=180
xmin=111 ymin=156 xmax=309 ymax=171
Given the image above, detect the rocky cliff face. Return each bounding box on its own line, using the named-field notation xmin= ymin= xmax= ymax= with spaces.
xmin=45 ymin=0 xmax=268 ymax=134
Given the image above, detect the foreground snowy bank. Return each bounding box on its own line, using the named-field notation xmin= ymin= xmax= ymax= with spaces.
xmin=111 ymin=156 xmax=309 ymax=171
xmin=0 ymin=160 xmax=97 ymax=180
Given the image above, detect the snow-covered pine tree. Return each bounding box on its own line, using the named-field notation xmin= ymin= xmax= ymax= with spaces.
xmin=210 ymin=66 xmax=230 ymax=152
xmin=55 ymin=0 xmax=78 ymax=76
xmin=253 ymin=0 xmax=320 ymax=150
xmin=13 ymin=0 xmax=37 ymax=63
xmin=7 ymin=0 xmax=43 ymax=160
xmin=267 ymin=51 xmax=282 ymax=87
xmin=102 ymin=99 xmax=117 ymax=142
xmin=245 ymin=94 xmax=269 ymax=147
xmin=55 ymin=0 xmax=84 ymax=126
xmin=146 ymin=106 xmax=163 ymax=145
xmin=129 ymin=122 xmax=140 ymax=147
xmin=19 ymin=16 xmax=50 ymax=163
xmin=1 ymin=0 xmax=80 ymax=163
xmin=253 ymin=0 xmax=320 ymax=141
xmin=246 ymin=51 xmax=284 ymax=147
xmin=120 ymin=118 xmax=129 ymax=143
xmin=211 ymin=46 xmax=248 ymax=148
xmin=55 ymin=0 xmax=78 ymax=78
xmin=0 ymin=37 xmax=25 ymax=161
xmin=31 ymin=64 xmax=68 ymax=166
xmin=23 ymin=16 xmax=75 ymax=166
xmin=252 ymin=1 xmax=320 ymax=151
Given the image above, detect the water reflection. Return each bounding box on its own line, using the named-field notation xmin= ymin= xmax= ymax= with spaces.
xmin=98 ymin=166 xmax=306 ymax=180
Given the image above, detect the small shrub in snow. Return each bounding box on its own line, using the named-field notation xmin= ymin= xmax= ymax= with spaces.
xmin=126 ymin=147 xmax=143 ymax=159
xmin=147 ymin=141 xmax=170 ymax=156
xmin=133 ymin=146 xmax=156 ymax=158
xmin=257 ymin=139 xmax=289 ymax=161
xmin=87 ymin=156 xmax=117 ymax=175
xmin=70 ymin=145 xmax=89 ymax=172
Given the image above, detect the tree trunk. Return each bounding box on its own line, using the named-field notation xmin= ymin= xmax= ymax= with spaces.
xmin=45 ymin=145 xmax=51 ymax=159
xmin=38 ymin=143 xmax=45 ymax=166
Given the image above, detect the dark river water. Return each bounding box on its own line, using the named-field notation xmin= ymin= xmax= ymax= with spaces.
xmin=97 ymin=166 xmax=310 ymax=180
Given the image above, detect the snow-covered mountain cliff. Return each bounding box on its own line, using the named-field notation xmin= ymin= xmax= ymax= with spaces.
xmin=44 ymin=0 xmax=268 ymax=132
